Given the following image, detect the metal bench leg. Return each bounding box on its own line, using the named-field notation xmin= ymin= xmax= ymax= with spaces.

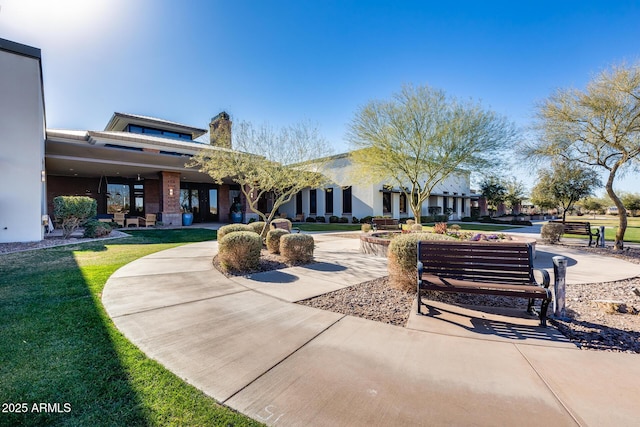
xmin=539 ymin=298 xmax=550 ymax=327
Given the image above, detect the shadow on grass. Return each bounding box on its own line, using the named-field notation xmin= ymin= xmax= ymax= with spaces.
xmin=0 ymin=228 xmax=261 ymax=426
xmin=0 ymin=248 xmax=146 ymax=426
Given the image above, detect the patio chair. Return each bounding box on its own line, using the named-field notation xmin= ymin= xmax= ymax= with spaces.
xmin=113 ymin=212 xmax=125 ymax=227
xmin=138 ymin=213 xmax=156 ymax=227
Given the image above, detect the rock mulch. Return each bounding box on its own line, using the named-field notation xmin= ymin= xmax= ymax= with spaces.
xmin=300 ymin=244 xmax=640 ymax=354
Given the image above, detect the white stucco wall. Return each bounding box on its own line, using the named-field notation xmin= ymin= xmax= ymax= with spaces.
xmin=282 ymin=154 xmax=471 ymax=221
xmin=0 ymin=41 xmax=46 ymax=243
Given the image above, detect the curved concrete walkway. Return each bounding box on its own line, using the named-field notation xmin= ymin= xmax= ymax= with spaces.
xmin=103 ymin=233 xmax=640 ymax=426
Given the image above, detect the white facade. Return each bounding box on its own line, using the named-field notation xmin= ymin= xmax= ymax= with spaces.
xmin=0 ymin=40 xmax=46 ymax=243
xmin=281 ymin=154 xmax=472 ymax=221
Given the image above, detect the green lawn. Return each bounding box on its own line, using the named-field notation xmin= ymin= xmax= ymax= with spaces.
xmin=0 ymin=229 xmax=263 ymax=427
xmin=561 ymin=215 xmax=640 ymax=243
xmin=295 ymin=223 xmax=362 ymax=232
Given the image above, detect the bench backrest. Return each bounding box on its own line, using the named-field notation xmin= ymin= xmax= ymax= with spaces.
xmin=271 ymin=221 xmax=291 ymax=231
xmin=549 ymin=220 xmax=591 ymax=233
xmin=418 ymin=240 xmax=535 ymax=285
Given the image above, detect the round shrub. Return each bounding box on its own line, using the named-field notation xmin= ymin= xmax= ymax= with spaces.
xmin=280 ymin=234 xmax=315 ymax=264
xmin=388 ymin=233 xmax=456 ymax=292
xmin=361 ymin=223 xmax=372 ymax=233
xmin=217 ymin=224 xmax=253 ymax=240
xmin=218 ymin=231 xmax=262 ymax=273
xmin=270 ymin=218 xmax=292 ymax=232
xmin=541 ymin=222 xmax=565 ymax=244
xmin=405 ymin=219 xmax=416 ymax=227
xmin=410 ymin=223 xmax=424 ymax=232
xmin=315 ymin=216 xmax=326 ymax=223
xmin=305 ymin=216 xmax=316 ymax=222
xmin=360 ymin=216 xmax=373 ymax=224
xmin=449 ymin=224 xmax=461 ymax=231
xmin=352 ymin=216 xmax=359 ymax=223
xmin=247 ymin=221 xmax=268 ymax=237
xmin=266 ymin=228 xmax=290 ymax=254
xmin=83 ymin=220 xmax=112 ymax=238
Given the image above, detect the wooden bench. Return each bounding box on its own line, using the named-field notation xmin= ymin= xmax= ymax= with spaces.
xmin=372 ymin=217 xmax=399 ymax=230
xmin=549 ymin=220 xmax=600 ymax=246
xmin=271 ymin=221 xmax=300 ymax=233
xmin=417 ymin=241 xmax=552 ymax=327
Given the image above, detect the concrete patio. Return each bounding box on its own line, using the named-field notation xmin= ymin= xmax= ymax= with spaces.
xmin=102 ymin=231 xmax=640 ymax=426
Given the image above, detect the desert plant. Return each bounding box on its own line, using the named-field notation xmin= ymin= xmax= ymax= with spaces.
xmin=305 ymin=216 xmax=316 ymax=222
xmin=388 ymin=232 xmax=456 ymax=291
xmin=217 ymin=231 xmax=262 ymax=272
xmin=329 ymin=215 xmax=340 ymax=223
xmin=405 ymin=219 xmax=416 ymax=227
xmin=410 ymin=223 xmax=423 ymax=232
xmin=361 ymin=223 xmax=372 ymax=233
xmin=449 ymin=224 xmax=461 ymax=231
xmin=270 ymin=218 xmax=292 ymax=232
xmin=360 ymin=216 xmax=373 ymax=224
xmin=82 ymin=220 xmax=112 ymax=238
xmin=280 ymin=234 xmax=315 ymax=264
xmin=541 ymin=222 xmax=565 ymax=244
xmin=247 ymin=221 xmax=268 ymax=237
xmin=53 ymin=196 xmax=97 ymax=238
xmin=433 ymin=222 xmax=448 ymax=234
xmin=315 ymin=216 xmax=326 ymax=222
xmin=266 ymin=228 xmax=289 ymax=254
xmin=217 ymin=223 xmax=253 ymax=240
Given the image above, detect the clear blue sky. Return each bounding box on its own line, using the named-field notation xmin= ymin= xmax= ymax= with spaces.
xmin=2 ymin=0 xmax=639 ymax=194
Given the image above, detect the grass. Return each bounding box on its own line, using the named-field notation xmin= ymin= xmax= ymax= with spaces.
xmin=0 ymin=228 xmax=264 ymax=427
xmin=560 ymin=215 xmax=640 ymax=243
xmin=295 ymin=223 xmax=362 ymax=232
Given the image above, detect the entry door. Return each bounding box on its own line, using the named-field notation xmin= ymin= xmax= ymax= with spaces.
xmin=198 ymin=188 xmax=218 ymax=222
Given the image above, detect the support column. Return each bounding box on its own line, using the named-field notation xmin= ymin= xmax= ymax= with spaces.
xmin=159 ymin=171 xmax=181 ymax=226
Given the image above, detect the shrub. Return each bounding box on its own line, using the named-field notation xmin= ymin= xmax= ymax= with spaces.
xmin=217 ymin=223 xmax=253 ymax=240
xmin=280 ymin=234 xmax=315 ymax=264
xmin=433 ymin=222 xmax=448 ymax=234
xmin=360 ymin=216 xmax=373 ymax=224
xmin=53 ymin=196 xmax=97 ymax=238
xmin=329 ymin=215 xmax=340 ymax=223
xmin=361 ymin=223 xmax=372 ymax=233
xmin=449 ymin=224 xmax=461 ymax=231
xmin=461 ymin=216 xmax=473 ymax=222
xmin=305 ymin=216 xmax=316 ymax=222
xmin=388 ymin=233 xmax=456 ymax=291
xmin=266 ymin=228 xmax=290 ymax=254
xmin=434 ymin=215 xmax=449 ymax=222
xmin=83 ymin=220 xmax=112 ymax=238
xmin=270 ymin=218 xmax=292 ymax=232
xmin=247 ymin=221 xmax=268 ymax=237
xmin=218 ymin=231 xmax=262 ymax=272
xmin=339 ymin=217 xmax=349 ymax=223
xmin=541 ymin=222 xmax=565 ymax=244
xmin=410 ymin=223 xmax=424 ymax=232
xmin=405 ymin=219 xmax=416 ymax=227
xmin=352 ymin=216 xmax=359 ymax=223
xmin=315 ymin=216 xmax=326 ymax=222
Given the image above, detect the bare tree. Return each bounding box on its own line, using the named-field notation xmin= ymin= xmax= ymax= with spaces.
xmin=525 ymin=63 xmax=640 ymax=249
xmin=190 ymin=120 xmax=332 ymax=232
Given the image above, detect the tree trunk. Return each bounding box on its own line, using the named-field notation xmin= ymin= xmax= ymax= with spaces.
xmin=605 ymin=167 xmax=627 ymax=250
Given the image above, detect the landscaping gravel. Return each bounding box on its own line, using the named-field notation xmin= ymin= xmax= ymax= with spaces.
xmin=300 ymin=244 xmax=640 ymax=354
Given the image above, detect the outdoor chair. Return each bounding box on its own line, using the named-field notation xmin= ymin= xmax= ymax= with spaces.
xmin=113 ymin=212 xmax=125 ymax=227
xmin=138 ymin=214 xmax=156 ymax=227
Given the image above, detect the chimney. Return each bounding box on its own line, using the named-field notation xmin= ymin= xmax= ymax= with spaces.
xmin=209 ymin=111 xmax=232 ymax=148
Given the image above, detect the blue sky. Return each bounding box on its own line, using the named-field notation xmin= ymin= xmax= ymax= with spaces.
xmin=2 ymin=0 xmax=639 ymax=194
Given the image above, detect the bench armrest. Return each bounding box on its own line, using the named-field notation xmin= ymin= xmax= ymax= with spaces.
xmin=533 ymin=268 xmax=550 ymax=288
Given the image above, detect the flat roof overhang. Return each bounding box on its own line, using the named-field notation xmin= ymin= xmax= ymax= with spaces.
xmin=45 ymin=139 xmax=232 ymax=184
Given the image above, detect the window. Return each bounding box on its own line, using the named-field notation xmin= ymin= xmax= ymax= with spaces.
xmin=126 ymin=124 xmax=193 ymax=141
xmin=107 ymin=183 xmax=130 ymax=214
xmin=310 ymin=189 xmax=317 ymax=215
xmin=342 ymin=186 xmax=352 ymax=214
xmin=383 ymin=192 xmax=391 ymax=214
xmin=399 ymin=193 xmax=407 ymax=214
xmin=325 ymin=188 xmax=334 ymax=214
xmin=296 ymin=192 xmax=303 ymax=215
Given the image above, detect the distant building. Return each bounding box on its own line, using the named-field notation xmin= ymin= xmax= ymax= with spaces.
xmin=279 ymin=153 xmax=472 ymax=221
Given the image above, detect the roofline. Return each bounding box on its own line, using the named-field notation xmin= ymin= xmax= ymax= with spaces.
xmin=104 ymin=112 xmax=207 ymax=138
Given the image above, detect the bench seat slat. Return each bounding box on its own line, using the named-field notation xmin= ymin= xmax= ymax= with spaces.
xmin=420 ymin=274 xmax=548 ymax=298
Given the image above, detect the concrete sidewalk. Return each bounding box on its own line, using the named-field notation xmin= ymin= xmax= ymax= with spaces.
xmin=103 ymin=233 xmax=640 ymax=426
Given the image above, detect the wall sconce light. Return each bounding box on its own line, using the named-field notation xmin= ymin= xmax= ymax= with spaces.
xmin=41 ymin=170 xmax=46 ymax=182
xmin=169 ymin=188 xmax=174 ymax=196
